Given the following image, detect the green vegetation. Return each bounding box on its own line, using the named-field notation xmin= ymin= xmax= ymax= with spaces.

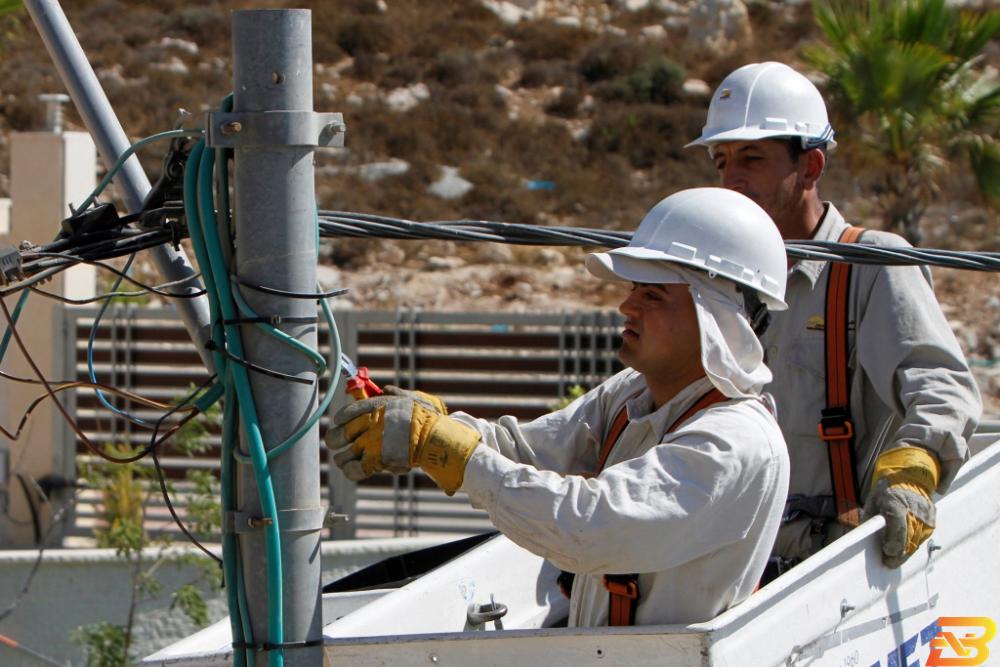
xmin=805 ymin=0 xmax=1000 ymax=243
xmin=72 ymin=390 xmax=221 ymax=666
xmin=550 ymin=384 xmax=587 ymax=412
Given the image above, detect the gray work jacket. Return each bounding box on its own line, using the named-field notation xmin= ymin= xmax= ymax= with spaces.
xmin=764 ymin=204 xmax=981 ymax=558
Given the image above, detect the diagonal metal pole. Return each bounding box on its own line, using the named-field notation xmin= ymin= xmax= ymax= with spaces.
xmin=24 ymin=0 xmax=214 ymax=370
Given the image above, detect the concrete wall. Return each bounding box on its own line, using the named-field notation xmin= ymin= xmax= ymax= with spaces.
xmin=0 ymin=537 xmax=446 ymax=666
xmin=1 ymin=131 xmax=97 ymax=548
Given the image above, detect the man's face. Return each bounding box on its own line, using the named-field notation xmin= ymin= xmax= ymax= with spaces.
xmin=617 ymin=282 xmax=702 ymax=382
xmin=711 ymin=139 xmax=805 ymax=238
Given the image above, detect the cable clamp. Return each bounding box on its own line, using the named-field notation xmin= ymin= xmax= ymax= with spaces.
xmin=223 ymin=315 xmax=318 ymax=326
xmin=227 ymin=507 xmax=327 ymax=534
xmin=0 ymin=246 xmax=23 ymax=285
xmin=232 ymin=638 xmax=324 ymax=651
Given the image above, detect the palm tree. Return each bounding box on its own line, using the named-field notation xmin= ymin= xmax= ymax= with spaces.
xmin=804 ymin=0 xmax=1000 ymax=243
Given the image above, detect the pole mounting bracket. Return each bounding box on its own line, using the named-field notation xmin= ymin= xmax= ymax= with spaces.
xmin=205 ymin=110 xmax=346 ymax=148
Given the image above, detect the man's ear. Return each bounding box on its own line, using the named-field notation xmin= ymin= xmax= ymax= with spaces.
xmin=802 ymin=148 xmax=826 ymax=190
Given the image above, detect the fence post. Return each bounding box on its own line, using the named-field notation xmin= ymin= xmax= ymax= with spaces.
xmin=328 ymin=309 xmax=357 ymax=540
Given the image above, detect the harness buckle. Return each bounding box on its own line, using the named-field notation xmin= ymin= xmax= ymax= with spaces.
xmin=603 ymin=574 xmax=639 ymax=600
xmin=818 ymin=407 xmax=854 ymax=442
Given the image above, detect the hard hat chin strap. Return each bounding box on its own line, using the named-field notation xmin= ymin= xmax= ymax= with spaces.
xmin=738 ymin=286 xmax=770 ymax=337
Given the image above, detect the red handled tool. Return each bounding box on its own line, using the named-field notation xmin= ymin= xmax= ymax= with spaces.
xmin=339 ymin=352 xmax=383 ymax=400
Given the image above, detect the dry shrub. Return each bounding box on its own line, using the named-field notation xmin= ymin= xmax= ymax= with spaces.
xmin=546 ymin=88 xmax=583 ymax=118
xmin=586 ymin=104 xmax=707 ymax=169
xmin=578 ymin=37 xmax=648 ymax=82
xmin=520 ymin=60 xmax=579 ymax=88
xmin=427 ymin=51 xmax=498 ymax=88
xmin=333 ymin=15 xmax=398 ymax=58
xmin=509 ymin=20 xmax=592 ymax=62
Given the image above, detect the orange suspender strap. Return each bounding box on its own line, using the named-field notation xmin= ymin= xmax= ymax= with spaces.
xmin=602 ymin=386 xmax=728 ymax=626
xmin=596 ymin=406 xmax=631 ymax=472
xmin=818 ymin=225 xmax=865 ymax=529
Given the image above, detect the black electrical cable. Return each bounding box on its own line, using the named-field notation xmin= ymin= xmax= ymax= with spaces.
xmin=22 ymin=252 xmax=206 ymax=298
xmin=203 ymin=340 xmax=316 ymax=385
xmin=146 ymin=375 xmax=224 ymax=567
xmin=0 ymin=491 xmax=77 ymax=625
xmin=235 ymin=278 xmax=348 ymax=300
xmin=14 ymin=474 xmax=42 ymax=546
xmin=28 ymin=274 xmax=208 ymax=305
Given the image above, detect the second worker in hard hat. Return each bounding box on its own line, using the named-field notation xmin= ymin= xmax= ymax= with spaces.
xmin=328 ymin=187 xmax=790 ymax=627
xmin=687 ymin=61 xmax=982 ymax=572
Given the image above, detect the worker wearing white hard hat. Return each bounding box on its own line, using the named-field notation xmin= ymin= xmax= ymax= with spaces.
xmin=328 ymin=187 xmax=790 ymax=626
xmin=688 ymin=61 xmax=981 ymax=572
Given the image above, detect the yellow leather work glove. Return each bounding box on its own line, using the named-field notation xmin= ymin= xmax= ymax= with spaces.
xmin=864 ymin=447 xmax=940 ymax=568
xmin=382 ymin=385 xmax=449 ymax=415
xmin=325 ymin=393 xmax=480 ymax=495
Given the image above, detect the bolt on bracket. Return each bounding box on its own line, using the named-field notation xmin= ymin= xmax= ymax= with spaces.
xmin=206 ymin=110 xmax=346 ymax=148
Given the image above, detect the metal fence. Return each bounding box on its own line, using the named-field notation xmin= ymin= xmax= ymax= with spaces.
xmin=67 ymin=305 xmax=625 ymax=542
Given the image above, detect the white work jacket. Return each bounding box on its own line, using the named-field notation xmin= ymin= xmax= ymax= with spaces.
xmin=764 ymin=204 xmax=981 ymax=557
xmin=456 ymin=370 xmax=789 ymax=627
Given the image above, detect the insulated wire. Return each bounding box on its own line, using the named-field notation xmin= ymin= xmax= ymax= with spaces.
xmin=190 ymin=139 xmax=283 ymax=665
xmin=147 ymin=376 xmax=224 ymax=566
xmin=0 ymin=297 xmax=201 ymax=465
xmin=182 ymin=134 xmax=247 ymax=666
xmin=76 ymin=128 xmax=203 ymax=214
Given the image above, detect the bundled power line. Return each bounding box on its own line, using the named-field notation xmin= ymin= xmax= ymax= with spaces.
xmin=317 ymin=210 xmax=1000 ymax=271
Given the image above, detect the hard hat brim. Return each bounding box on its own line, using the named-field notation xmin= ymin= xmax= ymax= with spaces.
xmin=587 ymin=249 xmax=788 ymax=311
xmin=585 ymin=251 xmax=688 ymax=286
xmin=685 ymin=127 xmax=837 ymax=150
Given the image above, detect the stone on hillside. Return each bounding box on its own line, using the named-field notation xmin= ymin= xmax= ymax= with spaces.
xmin=385 ymin=83 xmax=430 ymax=112
xmin=481 ymin=0 xmax=531 ymax=24
xmin=685 ymin=0 xmax=752 ymax=58
xmin=535 ymin=248 xmax=566 ymax=266
xmin=425 ymin=256 xmax=467 ymax=271
xmin=159 ymin=37 xmax=199 ymax=55
xmin=617 ymin=0 xmax=650 ymax=11
xmin=428 ymin=166 xmax=474 ymax=200
xmin=641 ymin=25 xmax=667 ymax=40
xmin=682 ymin=78 xmax=713 ymax=100
xmin=555 ymin=16 xmax=582 ymax=28
xmin=359 ymin=159 xmax=411 ymax=182
xmin=474 ymin=243 xmax=515 ymax=263
xmin=151 ymin=57 xmax=189 ymax=75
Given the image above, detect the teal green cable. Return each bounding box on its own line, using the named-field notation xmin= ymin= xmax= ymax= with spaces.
xmin=222 ymin=372 xmax=249 ymax=667
xmin=229 ymin=281 xmax=328 ymax=373
xmin=78 ymin=128 xmax=202 ymax=213
xmin=185 ymin=142 xmax=247 ymax=664
xmin=182 ymin=142 xmax=227 ymax=372
xmin=195 ymin=143 xmax=284 ymax=666
xmin=233 ymin=519 xmax=255 ymax=667
xmin=231 ymin=293 xmax=342 ymax=464
xmin=0 ymin=290 xmax=31 ymax=365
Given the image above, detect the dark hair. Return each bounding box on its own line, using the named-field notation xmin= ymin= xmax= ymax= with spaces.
xmin=784 ymin=138 xmax=828 ymax=163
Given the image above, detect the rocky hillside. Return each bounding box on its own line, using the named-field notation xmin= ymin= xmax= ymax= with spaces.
xmin=0 ymin=0 xmax=997 ymax=410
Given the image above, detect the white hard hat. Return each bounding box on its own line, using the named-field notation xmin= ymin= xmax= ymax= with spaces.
xmin=686 ymin=61 xmax=836 ymax=151
xmin=586 ymin=187 xmax=787 ymax=310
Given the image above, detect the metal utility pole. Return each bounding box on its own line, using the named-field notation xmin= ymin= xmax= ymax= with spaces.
xmin=208 ymin=9 xmax=344 ymax=664
xmin=24 ymin=0 xmax=215 ymax=370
